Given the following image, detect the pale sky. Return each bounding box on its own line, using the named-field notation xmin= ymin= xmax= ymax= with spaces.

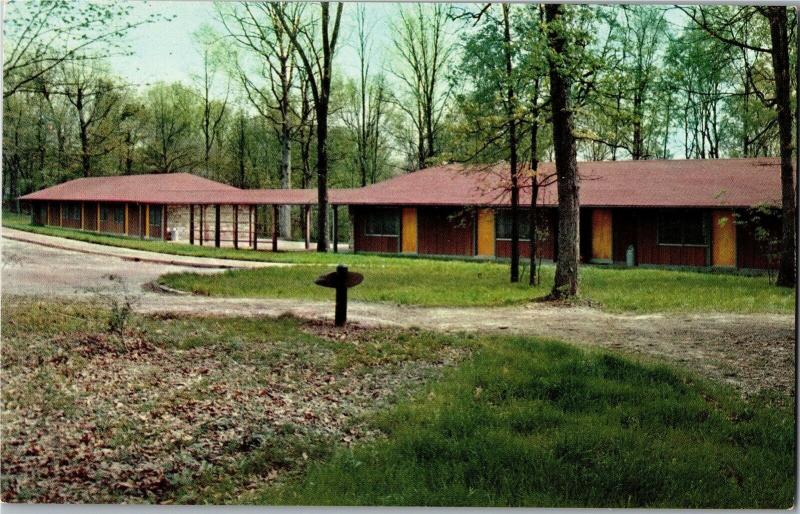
xmin=110 ymin=1 xmax=402 ymax=91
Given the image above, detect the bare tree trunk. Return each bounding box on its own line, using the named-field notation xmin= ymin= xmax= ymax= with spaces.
xmin=546 ymin=3 xmax=580 ymax=299
xmin=528 ymin=85 xmax=541 ymax=286
xmin=238 ymin=113 xmax=247 ymax=188
xmin=632 ymin=92 xmax=643 ymax=160
xmin=767 ymin=6 xmax=796 ymax=287
xmin=503 ymin=4 xmax=520 ymax=283
xmin=76 ymin=87 xmax=92 ymax=177
xmin=275 ymin=2 xmax=342 ymax=252
xmin=316 ymin=102 xmax=329 ymax=251
xmin=279 ymin=123 xmax=292 ymax=239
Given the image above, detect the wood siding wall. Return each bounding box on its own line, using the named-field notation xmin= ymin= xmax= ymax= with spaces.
xmin=60 ymin=202 xmax=82 ymax=229
xmin=608 ymin=208 xmax=708 ymax=267
xmin=84 ymin=202 xmax=98 ymax=231
xmin=128 ymin=204 xmax=143 ymax=237
xmin=32 ymin=203 xmax=47 ymax=225
xmin=352 ymin=207 xmax=399 ymax=253
xmin=417 ymin=207 xmax=475 ymax=256
xmin=48 ymin=202 xmax=60 ymax=226
xmin=149 ymin=205 xmax=165 ymax=240
xmin=495 ymin=209 xmax=557 ymax=261
xmin=612 ymin=209 xmax=637 ymax=263
xmin=99 ymin=203 xmax=126 ymax=235
xmin=736 ymin=212 xmax=781 ymax=270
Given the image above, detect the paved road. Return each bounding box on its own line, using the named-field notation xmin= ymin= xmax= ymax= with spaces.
xmin=2 ymin=227 xmax=287 ymax=269
xmin=1 ymin=237 xmax=227 ymax=296
xmin=2 ymin=234 xmax=795 ymax=396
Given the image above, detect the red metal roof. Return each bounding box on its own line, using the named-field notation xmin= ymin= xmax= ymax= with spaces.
xmin=19 ymin=173 xmax=320 ymax=205
xmin=330 ymin=158 xmax=783 ymax=208
xmin=20 ymin=159 xmax=783 ymax=209
xmin=20 ymin=173 xmax=240 ymax=203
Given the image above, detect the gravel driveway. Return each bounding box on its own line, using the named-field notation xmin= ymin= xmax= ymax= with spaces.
xmin=2 ymin=235 xmax=795 ymax=396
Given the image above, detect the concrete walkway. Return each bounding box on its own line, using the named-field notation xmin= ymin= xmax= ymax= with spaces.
xmin=2 ymin=227 xmax=287 ymax=269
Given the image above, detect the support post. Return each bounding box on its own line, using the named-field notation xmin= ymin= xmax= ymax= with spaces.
xmin=81 ymin=202 xmax=85 ymax=230
xmin=189 ymin=204 xmax=195 ymax=245
xmin=333 ymin=205 xmax=339 ymax=253
xmin=145 ymin=204 xmax=150 ymax=238
xmin=253 ymin=206 xmax=258 ymax=251
xmin=139 ymin=204 xmax=143 ymax=239
xmin=214 ymin=204 xmax=221 ymax=247
xmin=59 ymin=202 xmax=63 ymax=227
xmin=124 ymin=204 xmax=129 ymax=235
xmin=162 ymin=205 xmax=167 ymax=241
xmin=272 ymin=205 xmax=278 ymax=252
xmin=233 ymin=205 xmax=239 ymax=249
xmin=335 ymin=264 xmax=348 ymax=327
xmin=97 ymin=203 xmax=101 ymax=232
xmin=199 ymin=206 xmax=204 ymax=245
xmin=304 ymin=206 xmax=311 ymax=249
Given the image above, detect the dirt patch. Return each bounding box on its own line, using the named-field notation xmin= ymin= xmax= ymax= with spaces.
xmin=130 ymin=296 xmax=795 ymax=398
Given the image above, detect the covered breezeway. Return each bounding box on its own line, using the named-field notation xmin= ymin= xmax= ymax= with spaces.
xmin=160 ymin=189 xmax=351 ymax=253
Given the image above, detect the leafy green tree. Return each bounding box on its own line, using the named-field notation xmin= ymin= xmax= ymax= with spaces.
xmin=3 ymin=0 xmax=163 ymax=98
xmin=681 ymin=5 xmax=796 ymax=286
xmin=142 ymin=83 xmax=201 ymax=173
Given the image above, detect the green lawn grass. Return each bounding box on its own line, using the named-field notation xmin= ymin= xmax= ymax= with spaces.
xmin=5 ymin=212 xmax=794 ymax=314
xmin=263 ymin=335 xmax=794 ymax=507
xmin=2 ymin=298 xmax=794 ymax=506
xmin=159 ymin=263 xmax=794 ymax=314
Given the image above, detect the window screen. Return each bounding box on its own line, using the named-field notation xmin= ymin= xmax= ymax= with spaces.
xmin=657 ymin=210 xmax=708 ymax=246
xmin=365 ymin=209 xmax=399 ymax=236
xmin=496 ymin=209 xmax=531 ymax=240
xmin=64 ymin=204 xmax=80 ymax=220
xmin=113 ymin=207 xmax=125 ymax=225
xmin=149 ymin=206 xmax=162 ymax=226
xmin=100 ymin=206 xmax=110 ymax=222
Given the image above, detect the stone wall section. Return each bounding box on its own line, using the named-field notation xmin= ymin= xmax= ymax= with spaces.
xmin=167 ymin=204 xmax=253 ymax=247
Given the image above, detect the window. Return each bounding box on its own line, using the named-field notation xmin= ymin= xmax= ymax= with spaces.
xmin=496 ymin=209 xmax=531 ymax=240
xmin=149 ymin=205 xmax=162 ymax=226
xmin=63 ymin=204 xmax=80 ymax=221
xmin=657 ymin=210 xmax=708 ymax=246
xmin=100 ymin=205 xmax=124 ymax=224
xmin=365 ymin=209 xmax=399 ymax=236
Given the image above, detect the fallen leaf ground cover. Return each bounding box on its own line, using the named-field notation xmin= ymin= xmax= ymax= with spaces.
xmin=1 ymin=298 xmax=793 ymax=507
xmin=1 ymin=298 xmax=469 ymax=503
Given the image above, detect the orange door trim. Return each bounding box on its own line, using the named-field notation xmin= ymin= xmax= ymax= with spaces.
xmin=401 ymin=208 xmax=417 ymax=253
xmin=476 ymin=208 xmax=495 ymax=257
xmin=591 ymin=209 xmax=613 ymax=262
xmin=711 ymin=210 xmax=736 ymax=267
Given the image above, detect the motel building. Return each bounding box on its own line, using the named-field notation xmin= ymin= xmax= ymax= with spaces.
xmin=19 ymin=157 xmax=782 ymax=271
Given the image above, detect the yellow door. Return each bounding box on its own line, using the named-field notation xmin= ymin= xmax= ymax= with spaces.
xmin=476 ymin=208 xmax=495 ymax=257
xmin=591 ymin=209 xmax=613 ymax=261
xmin=712 ymin=210 xmax=736 ymax=267
xmin=401 ymin=208 xmax=417 ymax=253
